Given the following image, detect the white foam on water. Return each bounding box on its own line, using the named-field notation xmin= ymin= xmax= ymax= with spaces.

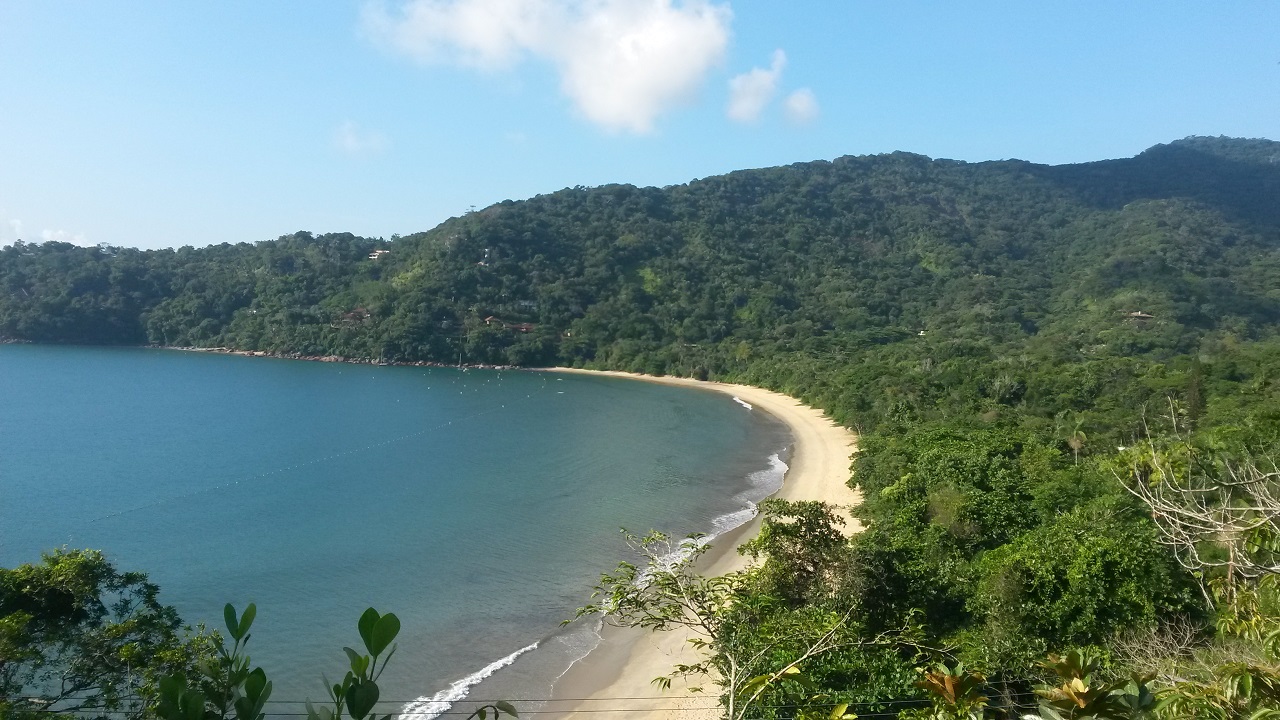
xmin=416 ymin=453 xmax=790 ymax=715
xmin=546 ymin=450 xmax=789 ymax=700
xmin=637 ymin=452 xmax=789 ymax=584
xmin=399 ymin=642 xmax=539 ymax=720
xmin=717 ymin=452 xmax=787 ymax=533
xmin=549 ymin=617 xmax=605 ymax=683
xmin=709 ymin=501 xmax=758 ymax=535
xmin=732 ymin=396 xmax=753 ymax=410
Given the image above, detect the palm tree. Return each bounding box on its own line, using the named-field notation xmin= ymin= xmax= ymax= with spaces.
xmin=1066 ymin=420 xmax=1087 ymax=465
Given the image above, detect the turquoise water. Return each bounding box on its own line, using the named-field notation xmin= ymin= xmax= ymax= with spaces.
xmin=0 ymin=345 xmax=788 ymax=715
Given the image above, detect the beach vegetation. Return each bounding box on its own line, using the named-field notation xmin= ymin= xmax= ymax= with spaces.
xmin=0 ymin=554 xmax=516 ymax=720
xmin=578 ymin=530 xmax=908 ymax=719
xmin=575 ymin=531 xmax=746 ymax=695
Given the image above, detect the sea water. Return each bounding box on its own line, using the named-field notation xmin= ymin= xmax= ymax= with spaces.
xmin=0 ymin=345 xmax=788 ymax=717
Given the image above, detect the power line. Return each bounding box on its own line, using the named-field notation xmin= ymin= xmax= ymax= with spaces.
xmin=20 ymin=702 xmax=1034 ymax=712
xmin=20 ymin=693 xmax=1042 ymax=704
xmin=14 ymin=692 xmax=1044 ymax=714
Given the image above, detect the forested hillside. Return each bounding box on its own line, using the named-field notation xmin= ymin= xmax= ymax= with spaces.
xmin=5 ymin=135 xmax=1280 ymax=718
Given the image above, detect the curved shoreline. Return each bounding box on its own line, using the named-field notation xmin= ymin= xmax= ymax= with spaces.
xmin=536 ymin=369 xmax=861 ymax=720
xmin=85 ymin=347 xmax=859 ymax=717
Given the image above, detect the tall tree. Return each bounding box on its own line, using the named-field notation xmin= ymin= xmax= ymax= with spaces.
xmin=0 ymin=549 xmax=214 ymax=719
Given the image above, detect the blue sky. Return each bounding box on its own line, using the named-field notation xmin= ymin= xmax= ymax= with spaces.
xmin=1 ymin=1 xmax=1276 ymax=250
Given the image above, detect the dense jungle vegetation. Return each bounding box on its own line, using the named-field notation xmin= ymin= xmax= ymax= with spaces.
xmin=4 ymin=135 xmax=1280 ymax=718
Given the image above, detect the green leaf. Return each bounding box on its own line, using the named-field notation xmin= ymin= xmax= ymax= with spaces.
xmin=159 ymin=673 xmax=187 ymax=700
xmin=344 ymin=647 xmax=366 ymax=676
xmin=182 ymin=690 xmax=207 ymax=720
xmin=358 ymin=608 xmax=380 ymax=654
xmin=740 ymin=674 xmax=771 ymax=697
xmin=224 ymin=604 xmax=240 ymax=639
xmin=245 ymin=667 xmax=270 ymax=703
xmin=496 ymin=700 xmax=519 ymax=717
xmin=346 ymin=679 xmax=380 ymax=720
xmin=374 ymin=643 xmax=397 ymax=680
xmin=323 ymin=672 xmax=340 ymax=703
xmin=369 ymin=613 xmax=400 ymax=657
xmin=238 ymin=602 xmax=257 ymax=639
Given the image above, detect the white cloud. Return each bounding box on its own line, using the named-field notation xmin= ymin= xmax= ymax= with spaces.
xmin=783 ymin=87 xmax=819 ymax=125
xmin=41 ymin=228 xmax=93 ymax=247
xmin=726 ymin=49 xmax=785 ymax=123
xmin=363 ymin=0 xmax=732 ymax=134
xmin=0 ymin=212 xmax=21 ymax=245
xmin=364 ymin=0 xmax=554 ymax=69
xmin=334 ymin=121 xmax=389 ymax=156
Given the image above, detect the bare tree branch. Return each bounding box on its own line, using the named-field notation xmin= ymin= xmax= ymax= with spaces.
xmin=1118 ymin=418 xmax=1280 ymax=601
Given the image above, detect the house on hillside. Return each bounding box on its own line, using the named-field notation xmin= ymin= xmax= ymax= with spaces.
xmin=483 ymin=316 xmax=536 ymax=333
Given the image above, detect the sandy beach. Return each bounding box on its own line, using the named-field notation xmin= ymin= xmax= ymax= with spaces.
xmin=537 ymin=369 xmax=861 ymax=720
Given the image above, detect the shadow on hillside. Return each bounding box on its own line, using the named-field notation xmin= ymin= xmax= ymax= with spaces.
xmin=1024 ymin=140 xmax=1280 ymax=232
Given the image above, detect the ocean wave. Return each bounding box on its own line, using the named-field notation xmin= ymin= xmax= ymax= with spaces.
xmin=715 ymin=452 xmax=787 ymax=532
xmin=639 ymin=452 xmax=789 ymax=582
xmin=399 ymin=642 xmax=539 ymax=720
xmin=412 ymin=453 xmax=789 ymax=716
xmin=549 ymin=617 xmax=605 ymax=684
xmin=732 ymin=396 xmax=753 ymax=410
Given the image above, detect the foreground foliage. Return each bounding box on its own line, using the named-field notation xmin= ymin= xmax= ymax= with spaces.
xmin=0 ymin=553 xmax=515 ymax=720
xmin=0 ymin=549 xmax=214 ymax=719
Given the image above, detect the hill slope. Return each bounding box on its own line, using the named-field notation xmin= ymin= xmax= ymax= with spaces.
xmin=3 ymin=136 xmax=1278 ymax=432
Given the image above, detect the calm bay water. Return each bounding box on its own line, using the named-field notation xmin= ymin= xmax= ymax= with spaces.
xmin=0 ymin=345 xmax=788 ymax=715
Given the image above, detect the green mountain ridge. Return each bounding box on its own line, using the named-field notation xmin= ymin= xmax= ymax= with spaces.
xmin=5 ymin=136 xmax=1278 ymax=433
xmin=5 ymin=135 xmax=1277 ymax=354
